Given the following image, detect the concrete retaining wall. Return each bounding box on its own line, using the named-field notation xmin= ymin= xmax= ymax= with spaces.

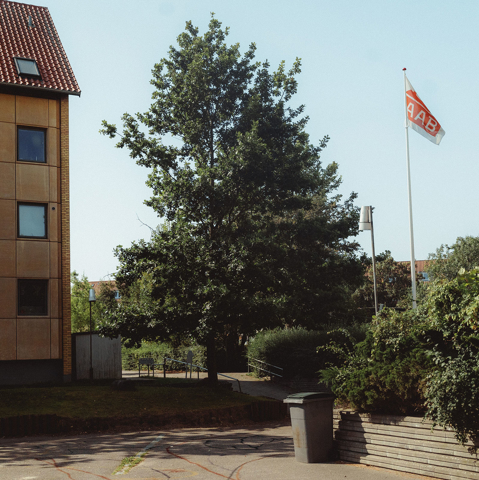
xmin=333 ymin=410 xmax=479 ymax=480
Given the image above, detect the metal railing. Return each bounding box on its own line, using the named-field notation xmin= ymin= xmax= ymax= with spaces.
xmin=160 ymin=356 xmax=242 ymax=393
xmin=247 ymin=357 xmax=283 ymax=379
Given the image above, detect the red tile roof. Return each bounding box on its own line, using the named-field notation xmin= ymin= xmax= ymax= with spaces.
xmin=397 ymin=259 xmax=428 ymax=272
xmin=0 ymin=1 xmax=80 ymax=95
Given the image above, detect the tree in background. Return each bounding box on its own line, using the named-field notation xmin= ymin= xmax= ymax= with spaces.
xmin=70 ymin=271 xmax=117 ymax=333
xmin=71 ymin=271 xmax=93 ymax=333
xmin=100 ymin=17 xmax=361 ymax=382
xmin=426 ymin=236 xmax=479 ymax=282
xmin=353 ymin=251 xmax=414 ymax=315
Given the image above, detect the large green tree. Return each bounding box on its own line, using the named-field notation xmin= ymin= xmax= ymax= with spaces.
xmin=100 ymin=17 xmax=361 ymax=381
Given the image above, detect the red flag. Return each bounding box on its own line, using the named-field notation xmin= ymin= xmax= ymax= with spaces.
xmin=405 ymin=77 xmax=445 ymax=145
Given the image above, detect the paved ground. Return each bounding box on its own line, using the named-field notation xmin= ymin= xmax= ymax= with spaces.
xmin=0 ymin=372 xmax=437 ymax=480
xmin=122 ymin=370 xmax=292 ymax=401
xmin=0 ymin=424 xmax=436 ymax=480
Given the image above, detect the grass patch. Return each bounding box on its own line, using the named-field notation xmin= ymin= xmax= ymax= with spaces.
xmin=0 ymin=381 xmax=257 ymax=419
xmin=112 ymin=454 xmax=145 ymax=474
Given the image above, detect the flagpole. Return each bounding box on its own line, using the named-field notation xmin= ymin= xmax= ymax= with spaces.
xmin=403 ymin=68 xmax=417 ymax=309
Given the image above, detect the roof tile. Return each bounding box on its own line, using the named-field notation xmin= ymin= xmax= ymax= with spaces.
xmin=0 ymin=0 xmax=80 ymax=95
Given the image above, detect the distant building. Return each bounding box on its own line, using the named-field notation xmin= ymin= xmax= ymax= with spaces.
xmin=398 ymin=260 xmax=430 ymax=282
xmin=90 ymin=280 xmax=120 ymax=300
xmin=0 ymin=1 xmax=80 ymax=384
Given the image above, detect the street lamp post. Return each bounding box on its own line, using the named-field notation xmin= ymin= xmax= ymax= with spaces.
xmin=359 ymin=206 xmax=378 ymax=316
xmin=89 ymin=288 xmax=96 ymax=380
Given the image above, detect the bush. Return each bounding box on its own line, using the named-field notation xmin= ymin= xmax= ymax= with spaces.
xmin=320 ymin=328 xmax=430 ymax=414
xmin=247 ymin=325 xmax=368 ymax=379
xmin=321 ymin=268 xmax=479 ymax=450
xmin=422 ymin=269 xmax=479 ymax=450
xmin=122 ymin=341 xmax=206 ymax=371
xmin=425 ymin=347 xmax=479 ymax=448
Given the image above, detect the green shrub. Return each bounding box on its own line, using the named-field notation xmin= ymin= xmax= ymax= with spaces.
xmin=122 ymin=341 xmax=206 ymax=371
xmin=247 ymin=325 xmax=368 ymax=379
xmin=321 ymin=268 xmax=479 ymax=450
xmin=421 ymin=269 xmax=479 ymax=450
xmin=425 ymin=347 xmax=479 ymax=449
xmin=320 ymin=328 xmax=430 ymax=414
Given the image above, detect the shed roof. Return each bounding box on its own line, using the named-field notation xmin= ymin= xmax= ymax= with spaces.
xmin=0 ymin=0 xmax=80 ymax=95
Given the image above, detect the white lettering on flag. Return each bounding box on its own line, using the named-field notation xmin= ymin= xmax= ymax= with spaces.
xmin=414 ymin=110 xmax=426 ymax=123
xmin=405 ymin=77 xmax=445 ymax=145
xmin=407 ymin=103 xmax=415 ymax=118
xmin=426 ymin=118 xmax=438 ymax=133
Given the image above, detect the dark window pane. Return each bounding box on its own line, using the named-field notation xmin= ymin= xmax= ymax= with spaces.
xmin=18 ymin=128 xmax=45 ymax=163
xmin=18 ymin=280 xmax=48 ymax=316
xmin=18 ymin=204 xmax=47 ymax=238
xmin=16 ymin=58 xmax=40 ymax=76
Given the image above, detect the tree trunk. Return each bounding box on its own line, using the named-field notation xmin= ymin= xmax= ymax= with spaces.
xmin=206 ymin=333 xmax=218 ymax=384
xmin=205 ymin=126 xmax=218 ymax=385
xmin=225 ymin=332 xmax=244 ymax=371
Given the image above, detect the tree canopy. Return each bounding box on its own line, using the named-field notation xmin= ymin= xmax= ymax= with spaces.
xmin=353 ymin=251 xmax=416 ymax=314
xmin=426 ymin=236 xmax=479 ymax=282
xmin=70 ymin=271 xmax=117 ymax=333
xmin=100 ymin=17 xmax=362 ymax=381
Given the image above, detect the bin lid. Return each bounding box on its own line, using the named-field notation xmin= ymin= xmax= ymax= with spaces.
xmin=283 ymin=392 xmax=335 ymax=404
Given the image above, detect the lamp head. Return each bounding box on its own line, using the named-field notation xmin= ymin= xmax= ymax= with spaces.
xmin=359 ymin=206 xmax=372 ymax=231
xmin=89 ymin=288 xmax=96 ymax=303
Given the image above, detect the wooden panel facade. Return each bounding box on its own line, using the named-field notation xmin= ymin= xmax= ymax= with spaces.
xmin=334 ymin=411 xmax=479 ymax=480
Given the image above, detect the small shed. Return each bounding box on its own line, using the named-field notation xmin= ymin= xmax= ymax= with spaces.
xmin=72 ymin=333 xmax=122 ymax=380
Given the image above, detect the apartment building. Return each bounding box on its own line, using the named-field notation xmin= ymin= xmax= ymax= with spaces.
xmin=0 ymin=1 xmax=80 ymax=384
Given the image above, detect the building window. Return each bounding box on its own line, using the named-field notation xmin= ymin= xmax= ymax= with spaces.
xmin=18 ymin=203 xmax=47 ymax=238
xmin=14 ymin=57 xmax=41 ymax=77
xmin=114 ymin=290 xmax=120 ymax=299
xmin=18 ymin=279 xmax=48 ymax=316
xmin=18 ymin=127 xmax=46 ymax=163
xmin=419 ymin=271 xmax=430 ymax=282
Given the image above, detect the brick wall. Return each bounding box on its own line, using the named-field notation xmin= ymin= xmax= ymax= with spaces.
xmin=60 ymin=95 xmax=71 ymax=379
xmin=0 ymin=92 xmax=64 ymax=369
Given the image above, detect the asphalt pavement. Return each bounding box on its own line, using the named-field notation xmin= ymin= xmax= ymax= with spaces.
xmin=0 ymin=424 xmax=437 ymax=480
xmin=122 ymin=370 xmax=292 ymax=400
xmin=0 ymin=372 xmax=437 ymax=480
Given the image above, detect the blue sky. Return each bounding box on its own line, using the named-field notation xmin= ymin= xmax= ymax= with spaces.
xmin=25 ymin=0 xmax=479 ymax=280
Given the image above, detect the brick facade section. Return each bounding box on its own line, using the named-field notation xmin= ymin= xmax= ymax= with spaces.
xmin=60 ymin=95 xmax=71 ymax=377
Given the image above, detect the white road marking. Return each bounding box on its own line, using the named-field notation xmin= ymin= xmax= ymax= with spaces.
xmin=114 ymin=434 xmax=165 ymax=475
